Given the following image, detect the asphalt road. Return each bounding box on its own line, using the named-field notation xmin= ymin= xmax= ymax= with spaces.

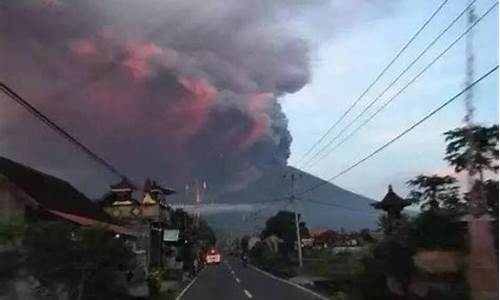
xmin=178 ymin=256 xmax=327 ymax=300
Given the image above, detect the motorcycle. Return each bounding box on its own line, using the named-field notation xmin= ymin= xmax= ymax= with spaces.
xmin=241 ymin=254 xmax=248 ymax=267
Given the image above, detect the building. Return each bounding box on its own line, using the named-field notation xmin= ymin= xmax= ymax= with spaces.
xmin=98 ymin=177 xmax=176 ymax=269
xmin=0 ymin=156 xmax=135 ymax=235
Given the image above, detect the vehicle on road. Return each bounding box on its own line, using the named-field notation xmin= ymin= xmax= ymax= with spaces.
xmin=241 ymin=254 xmax=248 ymax=268
xmin=205 ymin=248 xmax=221 ymax=265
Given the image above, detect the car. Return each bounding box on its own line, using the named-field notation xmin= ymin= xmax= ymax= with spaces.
xmin=205 ymin=248 xmax=221 ymax=265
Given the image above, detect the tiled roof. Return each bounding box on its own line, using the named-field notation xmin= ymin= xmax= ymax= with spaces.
xmin=47 ymin=209 xmax=139 ymax=236
xmin=0 ymin=156 xmax=114 ymax=223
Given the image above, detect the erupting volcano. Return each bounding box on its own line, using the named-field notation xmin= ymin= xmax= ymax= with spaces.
xmin=0 ymin=0 xmax=310 ymax=196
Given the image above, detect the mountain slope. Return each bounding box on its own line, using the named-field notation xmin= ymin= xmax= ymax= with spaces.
xmin=179 ymin=166 xmax=383 ymax=234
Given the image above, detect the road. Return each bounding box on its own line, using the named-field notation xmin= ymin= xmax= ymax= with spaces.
xmin=178 ymin=256 xmax=327 ymax=300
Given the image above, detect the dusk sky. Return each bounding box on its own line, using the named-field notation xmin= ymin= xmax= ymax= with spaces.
xmin=0 ymin=0 xmax=498 ymax=202
xmin=285 ymin=0 xmax=499 ymax=200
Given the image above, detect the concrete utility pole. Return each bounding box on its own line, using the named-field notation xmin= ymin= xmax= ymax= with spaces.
xmin=285 ymin=172 xmax=303 ymax=268
xmin=463 ymin=2 xmax=498 ymax=299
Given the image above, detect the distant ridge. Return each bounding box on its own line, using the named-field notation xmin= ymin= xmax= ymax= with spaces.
xmin=179 ymin=166 xmax=383 ymax=234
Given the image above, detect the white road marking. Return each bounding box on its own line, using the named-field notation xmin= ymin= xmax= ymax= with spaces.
xmin=243 ymin=289 xmax=253 ymax=298
xmin=235 ymin=277 xmax=241 ymax=283
xmin=174 ymin=274 xmax=199 ymax=300
xmin=231 ymin=270 xmax=235 ymax=275
xmin=249 ymin=265 xmax=330 ymax=300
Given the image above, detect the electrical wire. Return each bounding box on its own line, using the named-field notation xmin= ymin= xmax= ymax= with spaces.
xmin=296 ymin=64 xmax=499 ymax=197
xmin=310 ymin=1 xmax=498 ymax=167
xmin=0 ymin=82 xmax=126 ymax=179
xmin=295 ymin=0 xmax=450 ymax=167
xmin=304 ymin=0 xmax=484 ymax=169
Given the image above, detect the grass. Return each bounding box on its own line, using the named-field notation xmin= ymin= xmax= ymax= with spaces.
xmin=301 ymin=250 xmax=366 ymax=299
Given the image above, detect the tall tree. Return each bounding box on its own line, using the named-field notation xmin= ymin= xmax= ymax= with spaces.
xmin=444 ymin=125 xmax=499 ymax=177
xmin=299 ymin=221 xmax=310 ymax=238
xmin=406 ymin=175 xmax=461 ymax=211
xmin=261 ymin=211 xmax=298 ymax=254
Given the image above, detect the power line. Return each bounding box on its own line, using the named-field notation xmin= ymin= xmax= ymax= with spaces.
xmin=295 ymin=0 xmax=450 ymax=166
xmin=309 ymin=0 xmax=497 ymax=168
xmin=296 ymin=64 xmax=498 ymax=197
xmin=0 ymin=82 xmax=127 ymax=179
xmin=304 ymin=0 xmax=483 ymax=169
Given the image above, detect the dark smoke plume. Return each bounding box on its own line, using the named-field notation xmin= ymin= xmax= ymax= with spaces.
xmin=0 ymin=0 xmax=393 ymax=198
xmin=0 ymin=0 xmax=311 ymax=197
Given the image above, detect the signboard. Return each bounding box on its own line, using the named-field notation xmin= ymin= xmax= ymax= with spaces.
xmin=163 ymin=229 xmax=180 ymax=242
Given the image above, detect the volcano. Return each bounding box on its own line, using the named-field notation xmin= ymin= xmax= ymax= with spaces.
xmin=168 ymin=166 xmax=382 ymax=234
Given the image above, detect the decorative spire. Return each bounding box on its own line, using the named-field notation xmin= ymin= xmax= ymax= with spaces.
xmin=110 ymin=177 xmax=137 ymax=192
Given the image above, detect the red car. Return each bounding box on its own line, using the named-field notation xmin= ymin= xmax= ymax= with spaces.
xmin=205 ymin=248 xmax=221 ymax=265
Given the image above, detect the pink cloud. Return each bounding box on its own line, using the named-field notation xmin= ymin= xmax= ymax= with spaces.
xmin=239 ymin=93 xmax=274 ymax=150
xmin=154 ymin=76 xmax=218 ymax=144
xmin=69 ymin=39 xmax=96 ymax=56
xmin=122 ymin=42 xmax=177 ymax=81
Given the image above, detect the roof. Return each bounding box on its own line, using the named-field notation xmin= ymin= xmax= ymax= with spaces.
xmin=0 ymin=156 xmax=114 ymax=223
xmin=371 ymin=185 xmax=411 ymax=210
xmin=48 ymin=209 xmax=139 ymax=236
xmin=148 ymin=180 xmax=176 ymax=195
xmin=99 ymin=191 xmax=140 ymax=206
xmin=110 ymin=177 xmax=137 ymax=191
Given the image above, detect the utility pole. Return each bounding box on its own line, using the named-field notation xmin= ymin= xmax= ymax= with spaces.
xmin=285 ymin=172 xmax=303 ymax=268
xmin=463 ymin=2 xmax=498 ymax=299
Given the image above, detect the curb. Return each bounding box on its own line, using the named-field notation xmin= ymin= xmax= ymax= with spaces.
xmin=249 ymin=264 xmax=331 ymax=300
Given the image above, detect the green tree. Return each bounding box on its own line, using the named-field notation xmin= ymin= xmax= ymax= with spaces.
xmin=299 ymin=221 xmax=310 ymax=238
xmin=0 ymin=217 xmax=25 ymax=246
xmin=483 ymin=179 xmax=499 ymax=218
xmin=261 ymin=211 xmax=297 ymax=254
xmin=464 ymin=179 xmax=499 ymax=246
xmin=372 ymin=223 xmax=415 ymax=296
xmin=406 ymin=175 xmax=462 ymax=211
xmin=0 ymin=217 xmax=26 ymax=294
xmin=444 ymin=125 xmax=498 ymax=176
xmin=23 ymin=222 xmax=135 ymax=300
xmin=169 ymin=208 xmax=215 ymax=247
xmin=410 ymin=210 xmax=466 ymax=250
xmin=193 ymin=219 xmax=216 ymax=248
xmin=240 ymin=235 xmax=250 ymax=251
xmin=444 ymin=125 xmax=498 ymax=215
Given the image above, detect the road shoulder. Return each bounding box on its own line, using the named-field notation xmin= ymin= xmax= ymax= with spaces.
xmin=174 ymin=273 xmax=200 ymax=300
xmin=249 ymin=264 xmax=331 ymax=300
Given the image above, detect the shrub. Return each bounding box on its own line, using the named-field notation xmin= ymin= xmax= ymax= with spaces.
xmin=410 ymin=210 xmax=466 ymax=250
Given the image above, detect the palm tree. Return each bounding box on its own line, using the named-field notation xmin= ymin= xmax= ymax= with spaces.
xmin=407 ymin=175 xmax=461 ymax=211
xmin=444 ymin=125 xmax=498 ymax=178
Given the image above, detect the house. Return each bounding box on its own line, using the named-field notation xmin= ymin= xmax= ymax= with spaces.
xmin=99 ymin=178 xmax=175 ymax=222
xmin=313 ymin=229 xmax=340 ymax=248
xmin=98 ymin=177 xmax=176 ymax=269
xmin=0 ymin=156 xmax=135 ymax=235
xmin=247 ymin=236 xmax=261 ymax=250
xmin=263 ymin=234 xmax=283 ymax=253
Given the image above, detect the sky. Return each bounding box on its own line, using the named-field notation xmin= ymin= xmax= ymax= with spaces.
xmin=284 ymin=0 xmax=499 ymax=200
